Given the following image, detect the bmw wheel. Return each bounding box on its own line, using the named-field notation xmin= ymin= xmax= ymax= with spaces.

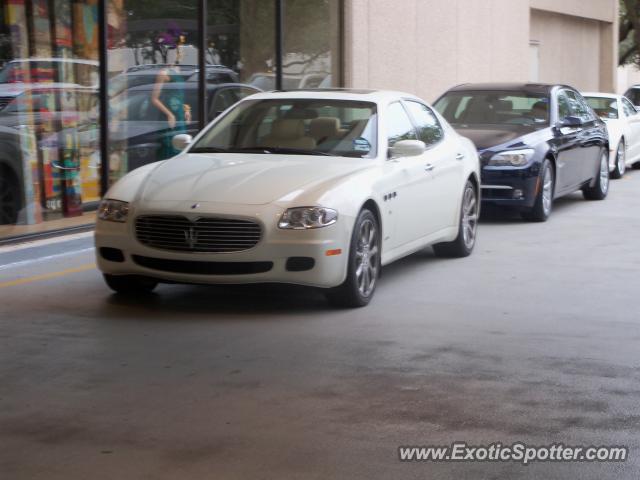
xmin=522 ymin=159 xmax=554 ymax=222
xmin=326 ymin=209 xmax=380 ymax=308
xmin=103 ymin=274 xmax=158 ymax=294
xmin=433 ymin=179 xmax=479 ymax=258
xmin=582 ymin=150 xmax=610 ymax=201
xmin=610 ymin=139 xmax=626 ymax=179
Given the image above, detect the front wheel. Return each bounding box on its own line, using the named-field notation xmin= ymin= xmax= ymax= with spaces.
xmin=610 ymin=139 xmax=626 ymax=179
xmin=582 ymin=150 xmax=610 ymax=201
xmin=433 ymin=179 xmax=479 ymax=258
xmin=325 ymin=209 xmax=380 ymax=308
xmin=521 ymin=159 xmax=554 ymax=222
xmin=103 ymin=274 xmax=158 ymax=294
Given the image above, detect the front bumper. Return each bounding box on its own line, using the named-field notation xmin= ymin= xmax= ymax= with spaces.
xmin=95 ymin=201 xmax=352 ymax=289
xmin=480 ymin=164 xmax=541 ymax=208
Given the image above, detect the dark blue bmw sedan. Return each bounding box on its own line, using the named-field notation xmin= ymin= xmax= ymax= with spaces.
xmin=434 ymin=83 xmax=610 ymax=221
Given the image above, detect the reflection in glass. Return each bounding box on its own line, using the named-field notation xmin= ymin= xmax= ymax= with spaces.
xmin=0 ymin=0 xmax=100 ymax=235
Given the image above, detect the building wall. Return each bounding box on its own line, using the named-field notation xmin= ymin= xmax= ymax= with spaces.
xmin=529 ymin=9 xmax=601 ymax=91
xmin=344 ymin=0 xmax=618 ymax=101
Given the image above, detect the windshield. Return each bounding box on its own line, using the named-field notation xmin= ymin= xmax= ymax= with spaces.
xmin=190 ymin=98 xmax=378 ymax=158
xmin=584 ymin=96 xmax=618 ymax=120
xmin=434 ymin=91 xmax=550 ymax=127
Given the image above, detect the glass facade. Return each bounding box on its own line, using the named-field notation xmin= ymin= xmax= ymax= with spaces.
xmin=0 ymin=0 xmax=342 ymax=241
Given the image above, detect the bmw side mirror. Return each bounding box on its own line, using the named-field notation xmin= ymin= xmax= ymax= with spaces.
xmin=172 ymin=134 xmax=193 ymax=151
xmin=388 ymin=139 xmax=426 ymax=159
xmin=558 ymin=116 xmax=583 ymax=128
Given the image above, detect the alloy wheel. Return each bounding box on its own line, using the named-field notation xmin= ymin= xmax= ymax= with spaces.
xmin=462 ymin=184 xmax=478 ymax=250
xmin=600 ymin=153 xmax=610 ymax=194
xmin=354 ymin=218 xmax=379 ymax=297
xmin=617 ymin=142 xmax=626 ymax=176
xmin=542 ymin=165 xmax=553 ymax=216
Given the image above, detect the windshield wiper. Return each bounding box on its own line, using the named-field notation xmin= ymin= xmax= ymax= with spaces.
xmin=188 ymin=146 xmax=230 ymax=153
xmin=243 ymin=146 xmax=334 ymax=156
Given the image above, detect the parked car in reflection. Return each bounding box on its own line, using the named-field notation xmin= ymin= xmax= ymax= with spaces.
xmin=248 ymin=72 xmax=328 ymax=91
xmin=0 ymin=85 xmax=97 ymax=130
xmin=108 ymin=64 xmax=238 ymax=97
xmin=95 ymin=89 xmax=480 ymax=307
xmin=108 ymin=82 xmax=260 ymax=171
xmin=434 ymin=83 xmax=610 ymax=222
xmin=583 ymin=92 xmax=640 ymax=178
xmin=0 ymin=58 xmax=98 ymax=112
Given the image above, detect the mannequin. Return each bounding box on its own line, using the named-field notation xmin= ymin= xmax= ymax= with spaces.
xmin=151 ymin=35 xmax=192 ymax=159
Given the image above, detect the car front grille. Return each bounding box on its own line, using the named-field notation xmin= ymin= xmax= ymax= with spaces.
xmin=135 ymin=215 xmax=262 ymax=253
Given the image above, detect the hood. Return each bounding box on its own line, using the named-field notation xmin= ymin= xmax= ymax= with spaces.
xmin=139 ymin=153 xmax=371 ymax=205
xmin=453 ymin=125 xmax=541 ymax=150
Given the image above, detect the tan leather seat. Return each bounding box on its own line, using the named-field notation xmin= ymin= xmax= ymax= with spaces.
xmin=309 ymin=117 xmax=341 ymax=144
xmin=262 ymin=118 xmax=316 ymax=150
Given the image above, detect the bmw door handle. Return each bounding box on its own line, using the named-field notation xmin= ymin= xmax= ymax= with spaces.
xmin=456 ymin=153 xmax=465 ymax=161
xmin=425 ymin=163 xmax=435 ymax=172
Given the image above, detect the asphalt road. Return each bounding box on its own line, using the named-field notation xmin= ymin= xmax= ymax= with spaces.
xmin=2 ymin=170 xmax=640 ymax=479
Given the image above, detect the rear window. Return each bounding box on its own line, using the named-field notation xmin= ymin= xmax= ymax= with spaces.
xmin=584 ymin=97 xmax=618 ymax=120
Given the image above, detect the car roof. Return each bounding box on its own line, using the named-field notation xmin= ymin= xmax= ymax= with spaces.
xmin=446 ymin=82 xmax=565 ymax=95
xmin=582 ymin=92 xmax=621 ymax=99
xmin=124 ymin=82 xmax=258 ymax=92
xmin=245 ymin=88 xmax=420 ymax=104
xmin=6 ymin=57 xmax=98 ymax=66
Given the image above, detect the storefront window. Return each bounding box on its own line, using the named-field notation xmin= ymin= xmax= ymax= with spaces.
xmin=0 ymin=0 xmax=100 ymax=239
xmin=0 ymin=0 xmax=342 ymax=240
xmin=282 ymin=0 xmax=340 ymax=89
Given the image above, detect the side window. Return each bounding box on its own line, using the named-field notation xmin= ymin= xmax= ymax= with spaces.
xmin=211 ymin=89 xmax=237 ymax=119
xmin=404 ymin=100 xmax=444 ymax=147
xmin=625 ymin=89 xmax=640 ymax=106
xmin=386 ymin=102 xmax=417 ymax=147
xmin=622 ymin=97 xmax=637 ymax=117
xmin=564 ymin=90 xmax=592 ymax=123
xmin=557 ymin=91 xmax=572 ymax=122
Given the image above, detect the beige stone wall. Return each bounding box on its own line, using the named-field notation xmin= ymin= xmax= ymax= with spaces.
xmin=344 ymin=0 xmax=618 ymax=101
xmin=530 ymin=9 xmax=602 ymax=91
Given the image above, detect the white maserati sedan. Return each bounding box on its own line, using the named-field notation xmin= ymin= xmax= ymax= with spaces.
xmin=95 ymin=89 xmax=480 ymax=307
xmin=583 ymin=92 xmax=640 ymax=178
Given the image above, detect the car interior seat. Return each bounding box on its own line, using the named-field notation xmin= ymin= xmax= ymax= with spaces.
xmin=309 ymin=117 xmax=342 ymax=145
xmin=262 ymin=118 xmax=316 ymax=150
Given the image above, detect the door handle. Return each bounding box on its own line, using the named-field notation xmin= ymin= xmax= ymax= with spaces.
xmin=425 ymin=163 xmax=435 ymax=172
xmin=456 ymin=153 xmax=465 ymax=161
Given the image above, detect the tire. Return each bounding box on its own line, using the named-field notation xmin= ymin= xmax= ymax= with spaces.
xmin=582 ymin=150 xmax=610 ymax=201
xmin=0 ymin=169 xmax=20 ymax=225
xmin=433 ymin=179 xmax=479 ymax=258
xmin=521 ymin=159 xmax=554 ymax=222
xmin=103 ymin=274 xmax=158 ymax=294
xmin=610 ymin=139 xmax=626 ymax=179
xmin=325 ymin=209 xmax=380 ymax=308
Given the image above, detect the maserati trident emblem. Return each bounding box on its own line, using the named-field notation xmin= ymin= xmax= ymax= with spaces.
xmin=191 ymin=203 xmax=200 ymax=209
xmin=184 ymin=226 xmax=198 ymax=249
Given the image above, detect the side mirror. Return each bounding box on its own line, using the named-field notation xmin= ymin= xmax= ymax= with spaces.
xmin=558 ymin=116 xmax=583 ymax=128
xmin=172 ymin=134 xmax=193 ymax=151
xmin=388 ymin=139 xmax=426 ymax=159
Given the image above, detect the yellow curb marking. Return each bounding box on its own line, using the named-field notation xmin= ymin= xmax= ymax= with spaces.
xmin=0 ymin=263 xmax=96 ymax=288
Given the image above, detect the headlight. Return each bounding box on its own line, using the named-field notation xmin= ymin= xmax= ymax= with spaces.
xmin=488 ymin=149 xmax=535 ymax=166
xmin=278 ymin=207 xmax=338 ymax=229
xmin=98 ymin=199 xmax=130 ymax=222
